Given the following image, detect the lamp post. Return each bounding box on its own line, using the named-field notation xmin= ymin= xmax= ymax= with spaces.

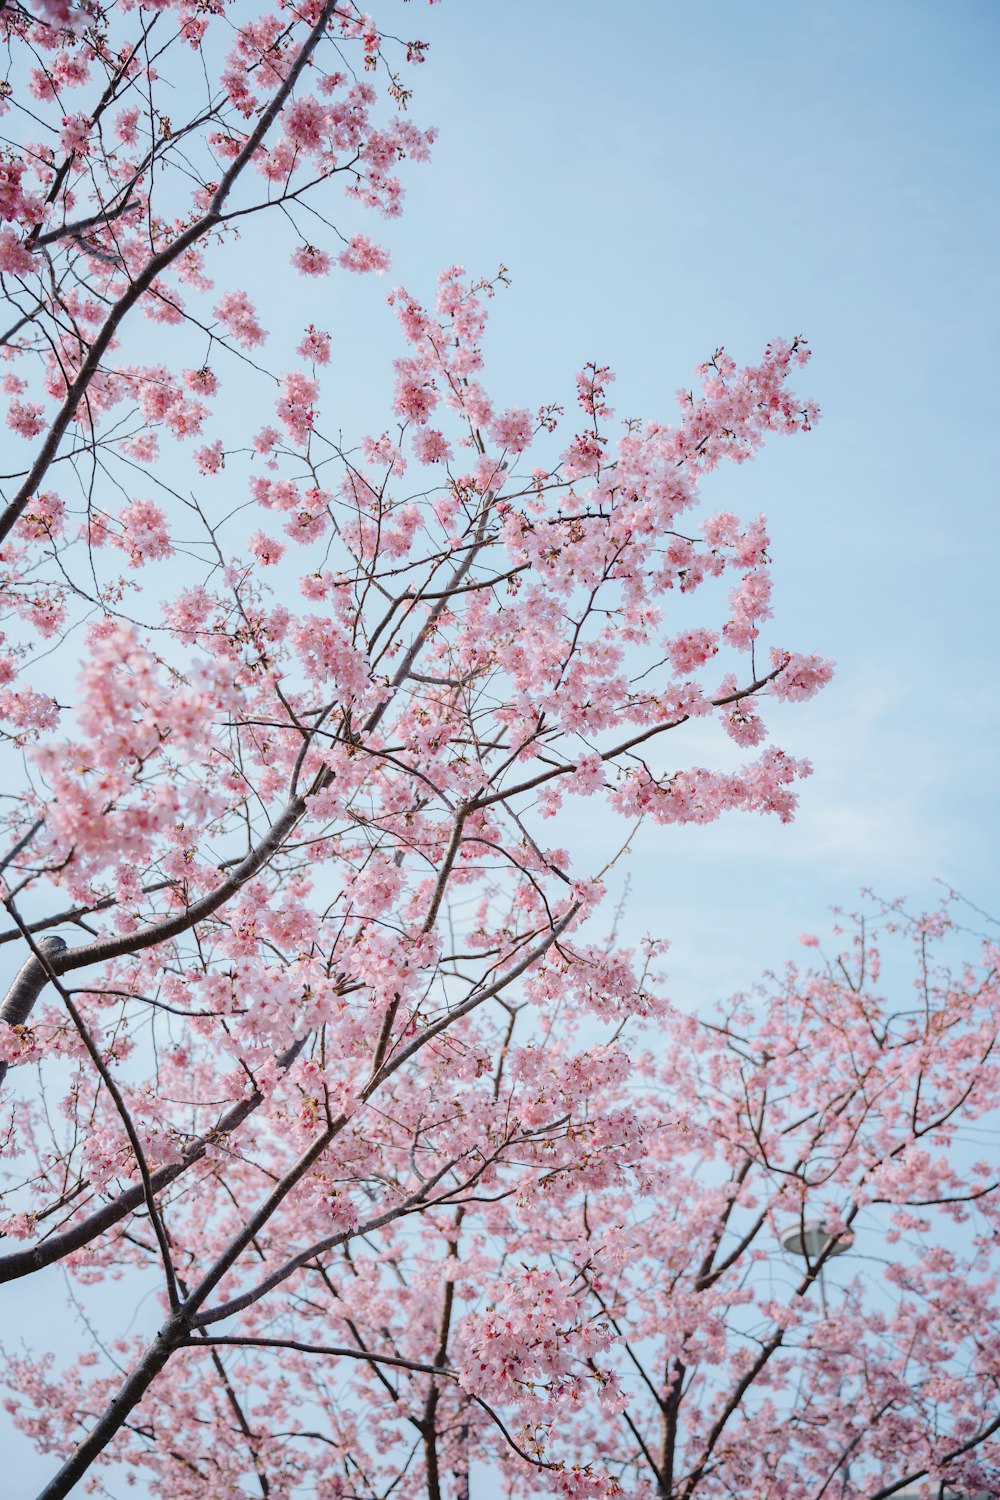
xmin=778 ymin=1216 xmax=852 ymax=1316
xmin=778 ymin=1217 xmax=855 ymax=1494
xmin=777 ymin=1226 xmax=992 ymax=1499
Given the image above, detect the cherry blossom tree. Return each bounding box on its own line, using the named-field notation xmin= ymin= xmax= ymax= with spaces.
xmin=225 ymin=899 xmax=993 ymax=1500
xmin=13 ymin=1 xmax=991 ymax=1498
xmin=438 ymin=900 xmax=1000 ymax=1500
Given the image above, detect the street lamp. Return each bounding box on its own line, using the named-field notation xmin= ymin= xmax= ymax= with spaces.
xmin=778 ymin=1217 xmax=856 ymax=1492
xmin=777 ymin=1227 xmax=991 ymax=1499
xmin=778 ymin=1216 xmax=852 ymax=1316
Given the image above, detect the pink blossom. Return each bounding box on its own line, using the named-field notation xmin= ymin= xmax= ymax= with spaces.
xmin=15 ymin=491 xmax=65 ymax=540
xmin=666 ymin=627 xmax=719 ymax=674
xmin=284 ymin=95 xmax=329 ymax=151
xmin=0 ymin=229 xmax=33 ymax=276
xmin=338 ymin=233 xmax=391 ymax=275
xmin=7 ymin=399 xmax=44 ymax=438
xmin=770 ymin=649 xmax=836 ymax=701
xmin=214 ymin=290 xmax=266 ymax=348
xmin=571 ymin=754 xmax=606 ymax=796
xmin=488 ymin=407 xmax=533 ymax=453
xmin=248 ymin=531 xmax=285 ymax=566
xmin=194 ymin=440 xmax=225 ymax=474
xmin=114 ymin=107 xmax=141 ymax=145
xmin=393 ymin=356 xmax=438 ymax=422
xmin=412 ymin=427 xmax=451 ymax=463
xmin=362 ymin=432 xmax=406 ymax=474
xmin=112 ymin=498 xmax=173 ymax=567
xmin=723 ymin=569 xmax=773 ymax=648
xmin=276 ymin=371 xmax=319 ymax=445
xmin=184 ymin=367 xmax=218 ymax=396
xmin=291 ymin=243 xmax=332 ymax=277
xmin=59 ymin=113 xmax=92 ymax=158
xmin=121 ymin=434 xmax=158 ymax=463
xmin=297 ymin=325 xmax=332 ymax=364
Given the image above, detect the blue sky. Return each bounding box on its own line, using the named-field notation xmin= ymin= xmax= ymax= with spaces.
xmin=362 ymin=0 xmax=1000 ymax=1005
xmin=3 ymin=2 xmax=999 ymax=1492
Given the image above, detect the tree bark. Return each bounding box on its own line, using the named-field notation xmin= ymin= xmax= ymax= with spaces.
xmin=0 ymin=935 xmax=66 ymax=1087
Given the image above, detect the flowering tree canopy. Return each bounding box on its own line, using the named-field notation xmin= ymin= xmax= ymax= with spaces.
xmin=2 ymin=1 xmax=996 ymax=1498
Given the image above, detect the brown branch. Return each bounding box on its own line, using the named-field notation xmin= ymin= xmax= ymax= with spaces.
xmin=865 ymin=1407 xmax=1000 ymax=1500
xmin=0 ymin=933 xmax=66 ymax=1088
xmin=0 ymin=0 xmax=349 ymax=548
xmin=0 ymin=1037 xmax=306 ymax=1282
xmin=185 ymin=1335 xmax=455 ymax=1380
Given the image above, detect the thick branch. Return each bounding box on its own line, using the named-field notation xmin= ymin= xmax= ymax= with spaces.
xmin=35 ymin=1320 xmax=181 ymax=1500
xmin=0 ymin=934 xmax=66 ymax=1087
xmin=866 ymin=1408 xmax=1000 ymax=1500
xmin=0 ymin=1038 xmax=306 ymax=1282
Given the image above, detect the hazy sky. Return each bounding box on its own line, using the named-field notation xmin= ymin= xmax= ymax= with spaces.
xmin=4 ymin=2 xmax=999 ymax=1492
xmin=362 ymin=0 xmax=1000 ymax=1005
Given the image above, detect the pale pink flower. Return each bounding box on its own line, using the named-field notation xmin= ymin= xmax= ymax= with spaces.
xmin=666 ymin=627 xmax=718 ymax=675
xmin=291 ymin=244 xmax=332 ymax=277
xmin=214 ymin=290 xmax=266 ymax=348
xmin=245 ymin=532 xmax=283 ymax=568
xmin=297 ymin=326 xmax=332 ymax=364
xmin=338 ymin=233 xmax=391 ymax=275
xmin=113 ymin=499 xmax=173 ymax=567
xmin=7 ymin=399 xmax=44 ymax=438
